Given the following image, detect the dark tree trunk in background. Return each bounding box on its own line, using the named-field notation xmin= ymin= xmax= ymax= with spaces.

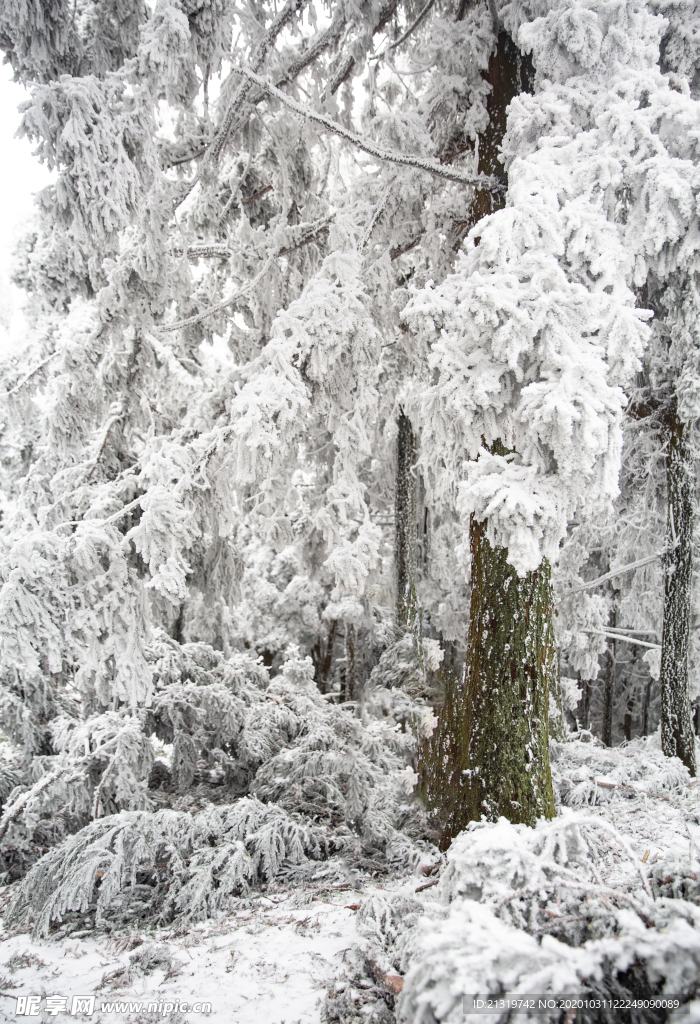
xmin=422 ymin=34 xmax=554 ymax=840
xmin=343 ymin=623 xmax=356 ymax=702
xmin=395 ymin=409 xmax=418 ymax=627
xmin=642 ymin=678 xmax=652 ymax=736
xmin=623 ymin=695 xmax=633 ymax=743
xmin=313 ymin=619 xmax=337 ymax=693
xmin=660 ymin=411 xmax=697 ymax=775
xmin=602 ymin=612 xmax=615 ymax=747
xmin=580 ymin=672 xmax=590 ymax=731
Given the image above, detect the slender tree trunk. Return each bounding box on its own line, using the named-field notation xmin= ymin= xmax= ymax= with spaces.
xmin=602 ymin=615 xmax=615 ymax=747
xmin=622 ymin=645 xmax=638 ymax=743
xmin=344 ymin=623 xmax=356 ymax=702
xmin=313 ymin=619 xmax=337 ymax=694
xmin=421 ymin=33 xmax=554 ymax=839
xmin=395 ymin=409 xmax=417 ymax=627
xmin=580 ymin=672 xmax=590 ymax=731
xmin=660 ymin=412 xmax=697 ymax=775
xmin=642 ymin=678 xmax=651 ymax=736
xmin=623 ymin=690 xmax=634 ymax=743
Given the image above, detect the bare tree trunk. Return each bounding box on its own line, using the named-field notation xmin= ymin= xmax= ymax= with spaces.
xmin=660 ymin=412 xmax=697 ymax=775
xmin=642 ymin=678 xmax=652 ymax=736
xmin=395 ymin=409 xmax=417 ymax=627
xmin=580 ymin=672 xmax=590 ymax=731
xmin=602 ymin=615 xmax=615 ymax=747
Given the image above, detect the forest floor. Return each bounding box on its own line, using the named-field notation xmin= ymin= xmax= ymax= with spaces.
xmin=0 ymin=871 xmax=418 ymax=1023
xmin=0 ymin=732 xmax=699 ymax=1024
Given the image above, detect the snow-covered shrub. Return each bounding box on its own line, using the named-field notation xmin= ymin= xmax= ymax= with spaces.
xmin=7 ymin=798 xmax=332 ymax=936
xmin=5 ymin=644 xmax=434 ymax=934
xmin=396 ymin=736 xmax=700 ymax=1024
xmin=400 ymin=814 xmax=700 ymax=1022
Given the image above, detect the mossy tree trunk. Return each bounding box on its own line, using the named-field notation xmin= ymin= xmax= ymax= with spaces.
xmin=421 ymin=33 xmax=555 ymax=840
xmin=422 ymin=508 xmax=555 ymax=842
xmin=460 ymin=514 xmax=556 ymax=825
xmin=660 ymin=411 xmax=697 ymax=776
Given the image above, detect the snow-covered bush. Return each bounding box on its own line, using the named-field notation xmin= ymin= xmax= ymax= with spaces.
xmin=323 ymin=736 xmax=700 ymax=1024
xmin=5 ymin=644 xmax=434 ymax=935
xmin=7 ymin=798 xmax=332 ymax=936
xmin=399 ymin=805 xmax=700 ymax=1022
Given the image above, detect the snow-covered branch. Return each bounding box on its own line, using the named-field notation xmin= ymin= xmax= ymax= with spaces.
xmin=231 ymin=66 xmax=504 ymax=191
xmin=569 ymin=553 xmax=664 ymax=594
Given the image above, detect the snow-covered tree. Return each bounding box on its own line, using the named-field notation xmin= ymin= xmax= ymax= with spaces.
xmin=3 ymin=0 xmax=700 ymax=941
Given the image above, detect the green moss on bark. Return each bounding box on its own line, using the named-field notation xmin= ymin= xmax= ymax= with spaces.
xmin=422 ymin=514 xmax=556 ymax=844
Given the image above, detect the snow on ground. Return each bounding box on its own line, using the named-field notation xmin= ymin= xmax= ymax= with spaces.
xmin=0 ymin=875 xmax=418 ymax=1024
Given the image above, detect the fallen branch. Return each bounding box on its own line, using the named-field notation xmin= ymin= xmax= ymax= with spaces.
xmin=415 ymin=877 xmax=440 ymax=892
xmin=592 ymin=779 xmax=672 ymax=803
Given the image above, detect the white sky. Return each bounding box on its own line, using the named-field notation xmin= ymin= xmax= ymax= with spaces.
xmin=0 ymin=63 xmax=53 ymax=356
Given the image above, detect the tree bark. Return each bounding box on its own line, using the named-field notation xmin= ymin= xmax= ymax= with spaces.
xmin=602 ymin=612 xmax=615 ymax=747
xmin=580 ymin=672 xmax=590 ymax=731
xmin=660 ymin=412 xmax=697 ymax=775
xmin=395 ymin=409 xmax=418 ymax=627
xmin=460 ymin=514 xmax=556 ymax=825
xmin=642 ymin=677 xmax=652 ymax=736
xmin=344 ymin=622 xmax=356 ymax=702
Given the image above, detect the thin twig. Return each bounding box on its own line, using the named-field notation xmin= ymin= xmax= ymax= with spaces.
xmin=54 ymin=496 xmax=143 ymax=533
xmin=160 ymin=217 xmax=334 ymax=332
xmin=7 ymin=352 xmax=59 ymax=396
xmin=275 ymin=9 xmax=346 ymax=86
xmin=175 ymin=0 xmax=312 ymax=210
xmin=156 ymin=253 xmax=276 ymax=333
xmin=372 ymin=0 xmax=437 ymax=61
xmin=0 ymin=766 xmax=81 ymax=844
xmin=0 ymin=737 xmax=124 ymax=845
